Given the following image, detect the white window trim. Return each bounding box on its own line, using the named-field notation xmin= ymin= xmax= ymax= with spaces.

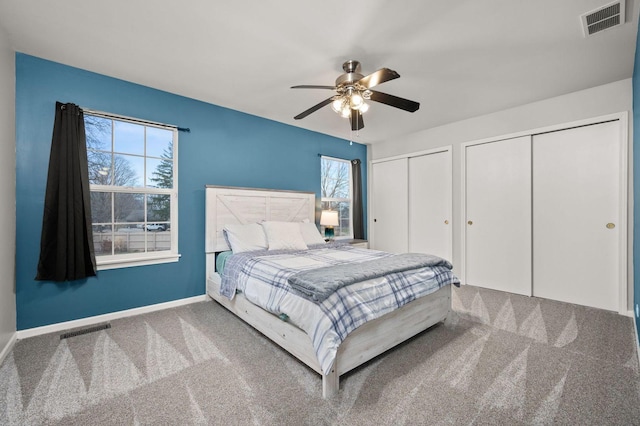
xmin=97 ymin=252 xmax=181 ymax=270
xmin=320 ymin=155 xmax=354 ymax=240
xmin=85 ymin=110 xmax=180 ymax=270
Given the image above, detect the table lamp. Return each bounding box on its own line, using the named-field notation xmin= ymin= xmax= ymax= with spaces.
xmin=320 ymin=210 xmax=339 ymax=239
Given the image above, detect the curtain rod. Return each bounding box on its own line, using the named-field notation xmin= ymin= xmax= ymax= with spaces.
xmin=60 ymin=103 xmax=191 ymax=133
xmin=82 ymin=107 xmax=191 ymax=133
xmin=317 ymin=154 xmax=361 ymax=163
xmin=318 ymin=153 xmax=349 ymax=160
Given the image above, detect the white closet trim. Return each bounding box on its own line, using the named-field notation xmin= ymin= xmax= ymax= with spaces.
xmin=370 ymin=145 xmax=452 ymax=164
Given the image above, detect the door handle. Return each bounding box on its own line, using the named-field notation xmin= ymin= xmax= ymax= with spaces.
xmin=444 ymin=220 xmax=449 ymax=225
xmin=467 ymin=220 xmax=473 ymax=225
xmin=606 ymin=223 xmax=615 ymax=229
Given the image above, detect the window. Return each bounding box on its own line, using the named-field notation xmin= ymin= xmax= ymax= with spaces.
xmin=320 ymin=156 xmax=352 ymax=238
xmin=84 ymin=112 xmax=179 ymax=269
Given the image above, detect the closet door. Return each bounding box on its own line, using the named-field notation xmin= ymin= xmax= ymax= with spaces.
xmin=465 ymin=136 xmax=532 ymax=295
xmin=371 ymin=158 xmax=408 ymax=253
xmin=532 ymin=121 xmax=621 ymax=311
xmin=408 ymin=151 xmax=452 ymax=261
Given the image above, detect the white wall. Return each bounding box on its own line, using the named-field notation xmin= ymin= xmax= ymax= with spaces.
xmin=370 ymin=79 xmax=634 ymax=310
xmin=0 ymin=23 xmax=16 ymax=357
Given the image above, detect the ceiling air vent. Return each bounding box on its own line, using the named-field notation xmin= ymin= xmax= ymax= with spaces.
xmin=581 ymin=1 xmax=625 ymax=36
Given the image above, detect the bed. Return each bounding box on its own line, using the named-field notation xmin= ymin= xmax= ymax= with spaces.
xmin=205 ymin=185 xmax=456 ymax=398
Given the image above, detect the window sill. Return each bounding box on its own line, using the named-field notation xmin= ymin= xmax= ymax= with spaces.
xmin=346 ymin=239 xmax=368 ymax=249
xmin=96 ymin=253 xmax=181 ymax=271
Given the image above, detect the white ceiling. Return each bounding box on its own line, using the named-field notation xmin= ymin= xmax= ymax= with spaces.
xmin=0 ymin=0 xmax=637 ymax=144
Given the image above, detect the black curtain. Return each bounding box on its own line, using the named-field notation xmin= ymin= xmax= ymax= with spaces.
xmin=351 ymin=159 xmax=365 ymax=240
xmin=36 ymin=102 xmax=97 ymax=281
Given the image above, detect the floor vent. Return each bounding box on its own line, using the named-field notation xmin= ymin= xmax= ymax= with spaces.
xmin=60 ymin=323 xmax=111 ymax=340
xmin=581 ymin=1 xmax=625 ymax=36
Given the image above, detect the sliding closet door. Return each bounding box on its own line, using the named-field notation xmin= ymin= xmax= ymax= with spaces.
xmin=371 ymin=158 xmax=408 ymax=253
xmin=465 ymin=136 xmax=532 ymax=295
xmin=408 ymin=151 xmax=452 ymax=261
xmin=532 ymin=121 xmax=621 ymax=311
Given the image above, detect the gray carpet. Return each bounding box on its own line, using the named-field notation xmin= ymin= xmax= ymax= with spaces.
xmin=1 ymin=284 xmax=639 ymax=425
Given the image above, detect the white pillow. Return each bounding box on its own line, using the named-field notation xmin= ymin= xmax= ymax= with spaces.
xmin=223 ymin=223 xmax=268 ymax=253
xmin=299 ymin=222 xmax=327 ymax=245
xmin=261 ymin=221 xmax=308 ymax=251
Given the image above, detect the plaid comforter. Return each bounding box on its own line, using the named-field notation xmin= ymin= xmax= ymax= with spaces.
xmin=220 ymin=243 xmax=459 ymax=374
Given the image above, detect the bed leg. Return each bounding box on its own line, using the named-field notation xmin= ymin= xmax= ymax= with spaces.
xmin=443 ymin=286 xmax=456 ymax=327
xmin=322 ymin=366 xmax=339 ymax=398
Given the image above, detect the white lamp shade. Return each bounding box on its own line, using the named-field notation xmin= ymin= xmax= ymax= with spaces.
xmin=320 ymin=210 xmax=339 ymax=227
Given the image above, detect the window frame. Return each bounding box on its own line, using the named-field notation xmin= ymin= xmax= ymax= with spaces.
xmin=320 ymin=155 xmax=353 ymax=239
xmin=84 ymin=110 xmax=180 ymax=270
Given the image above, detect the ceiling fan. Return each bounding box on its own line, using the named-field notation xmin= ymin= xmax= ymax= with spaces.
xmin=291 ymin=60 xmax=420 ymax=131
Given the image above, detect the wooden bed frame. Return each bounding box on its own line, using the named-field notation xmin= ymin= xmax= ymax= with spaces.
xmin=204 ymin=185 xmax=452 ymax=398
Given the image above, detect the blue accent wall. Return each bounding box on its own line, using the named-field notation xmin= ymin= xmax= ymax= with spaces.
xmin=15 ymin=53 xmax=367 ymax=330
xmin=634 ymin=22 xmax=640 ymax=345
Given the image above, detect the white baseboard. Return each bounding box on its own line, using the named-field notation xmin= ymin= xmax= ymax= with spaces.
xmin=0 ymin=332 xmax=17 ymax=366
xmin=16 ymin=295 xmax=209 ymax=340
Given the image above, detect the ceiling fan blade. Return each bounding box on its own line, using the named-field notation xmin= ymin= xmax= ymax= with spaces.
xmin=294 ymin=97 xmax=335 ymax=120
xmin=291 ymin=85 xmax=336 ymax=90
xmin=369 ymin=90 xmax=420 ymax=112
xmin=357 ymin=68 xmax=400 ymax=89
xmin=350 ymin=109 xmax=364 ymax=131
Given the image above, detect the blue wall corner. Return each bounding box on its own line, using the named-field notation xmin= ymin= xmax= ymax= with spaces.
xmin=633 ymin=21 xmax=640 ymax=344
xmin=15 ymin=53 xmax=367 ymax=330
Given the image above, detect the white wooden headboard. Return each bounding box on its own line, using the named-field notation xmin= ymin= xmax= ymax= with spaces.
xmin=205 ymin=185 xmax=316 ymax=253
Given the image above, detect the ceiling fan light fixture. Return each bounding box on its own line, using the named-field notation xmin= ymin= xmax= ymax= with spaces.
xmin=331 ymin=98 xmax=344 ymax=114
xmin=350 ymin=92 xmax=364 ymax=107
xmin=330 ymin=89 xmax=370 ymax=118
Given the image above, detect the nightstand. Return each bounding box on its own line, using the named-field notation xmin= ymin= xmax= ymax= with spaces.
xmin=346 ymin=239 xmax=369 ymax=249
